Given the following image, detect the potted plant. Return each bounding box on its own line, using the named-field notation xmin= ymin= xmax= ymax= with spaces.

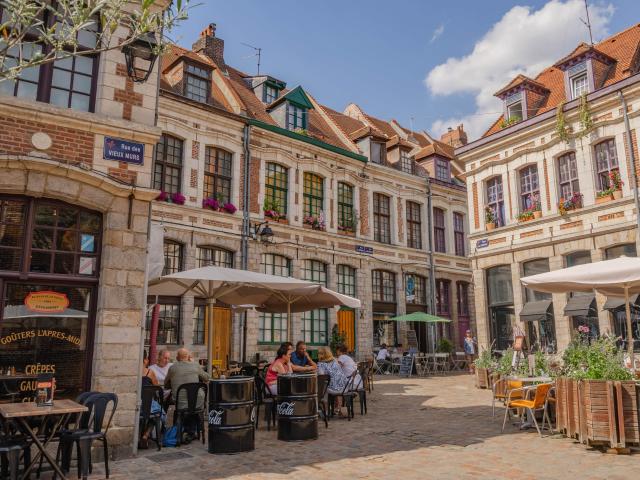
xmin=530 ymin=193 xmax=542 ymax=219
xmin=303 ymin=214 xmax=326 ymax=231
xmin=473 ymin=349 xmax=495 ymax=389
xmin=485 ymin=206 xmax=497 ymax=230
xmin=558 ymin=192 xmax=583 ymax=215
xmin=596 ymin=187 xmax=614 ymax=204
xmin=263 ymin=198 xmax=287 ymax=223
xmin=516 ymin=210 xmax=534 ymax=223
xmin=609 ymin=170 xmax=623 ymax=199
xmin=338 ymin=211 xmax=359 ymax=235
xmin=203 ymin=197 xmax=220 ymax=211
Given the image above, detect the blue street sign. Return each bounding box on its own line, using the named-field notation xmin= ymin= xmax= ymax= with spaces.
xmin=355 ymin=245 xmax=373 ymax=254
xmin=103 ymin=137 xmax=144 ymax=165
xmin=476 ymin=239 xmax=489 ymax=249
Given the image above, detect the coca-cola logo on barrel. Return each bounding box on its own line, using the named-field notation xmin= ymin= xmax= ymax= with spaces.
xmin=277 ymin=401 xmax=295 ymax=416
xmin=208 ymin=409 xmax=223 ymax=425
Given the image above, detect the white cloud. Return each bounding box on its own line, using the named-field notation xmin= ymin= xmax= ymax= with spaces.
xmin=426 ymin=0 xmax=614 ymax=140
xmin=430 ymin=24 xmax=445 ymax=43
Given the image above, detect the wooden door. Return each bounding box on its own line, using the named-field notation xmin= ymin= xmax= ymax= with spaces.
xmin=207 ymin=306 xmax=232 ymax=369
xmin=337 ymin=309 xmax=356 ymax=353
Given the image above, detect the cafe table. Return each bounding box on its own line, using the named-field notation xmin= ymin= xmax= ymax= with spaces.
xmin=0 ymin=399 xmax=87 ymax=480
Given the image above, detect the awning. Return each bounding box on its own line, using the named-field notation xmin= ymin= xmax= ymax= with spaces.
xmin=603 ymin=294 xmax=640 ymax=311
xmin=564 ymin=294 xmax=596 ymax=317
xmin=519 ymin=300 xmax=552 ymax=322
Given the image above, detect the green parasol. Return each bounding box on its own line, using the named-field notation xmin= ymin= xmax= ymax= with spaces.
xmin=389 ymin=311 xmax=451 ymax=323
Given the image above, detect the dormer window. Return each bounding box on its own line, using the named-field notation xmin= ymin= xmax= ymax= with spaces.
xmin=264 ymin=84 xmax=279 ymax=104
xmin=371 ymin=141 xmax=386 ymax=165
xmin=185 ymin=64 xmax=210 ymax=103
xmin=287 ymin=103 xmax=306 ymax=131
xmin=506 ymin=99 xmax=523 ymax=122
xmin=400 ymin=149 xmax=414 ymax=174
xmin=435 ymin=158 xmax=450 ymax=182
xmin=571 ymin=72 xmax=588 ymax=99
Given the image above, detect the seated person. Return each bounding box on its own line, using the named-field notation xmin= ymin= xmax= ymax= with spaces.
xmin=316 ymin=347 xmax=350 ymax=416
xmin=336 ymin=344 xmax=362 ymax=390
xmin=265 ymin=342 xmax=294 ymax=395
xmin=139 ymin=350 xmax=164 ymax=449
xmin=149 ymin=349 xmax=173 ymax=400
xmin=376 ymin=343 xmax=392 ymax=374
xmin=165 ymin=348 xmax=209 ymax=441
xmin=290 ymin=341 xmax=317 ymax=372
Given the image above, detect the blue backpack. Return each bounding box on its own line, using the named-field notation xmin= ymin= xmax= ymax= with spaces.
xmin=162 ymin=426 xmax=178 ymax=447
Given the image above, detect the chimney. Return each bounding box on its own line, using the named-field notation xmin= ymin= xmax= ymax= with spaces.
xmin=440 ymin=124 xmax=468 ymax=148
xmin=192 ymin=23 xmax=225 ymax=67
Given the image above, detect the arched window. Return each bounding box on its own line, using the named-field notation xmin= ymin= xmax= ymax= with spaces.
xmin=204 ymin=147 xmax=232 ymax=204
xmin=264 ymin=163 xmax=288 ymax=215
xmin=153 ymin=134 xmax=183 ymax=194
xmin=197 ymin=246 xmax=233 ymax=268
xmin=557 ymin=152 xmax=580 ymax=200
xmin=594 ymin=139 xmax=619 ymax=192
xmin=337 ymin=182 xmax=355 ymax=233
xmin=486 ymin=176 xmax=505 ymax=227
xmin=519 ymin=164 xmax=539 ymax=211
xmin=605 ymin=243 xmax=637 ymax=259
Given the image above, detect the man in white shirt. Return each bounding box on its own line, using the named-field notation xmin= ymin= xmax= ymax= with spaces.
xmin=376 ymin=344 xmax=392 ymax=374
xmin=149 ymin=349 xmax=173 ymax=399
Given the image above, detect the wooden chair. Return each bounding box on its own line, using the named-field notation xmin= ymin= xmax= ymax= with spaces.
xmin=502 ymin=383 xmax=553 ymax=436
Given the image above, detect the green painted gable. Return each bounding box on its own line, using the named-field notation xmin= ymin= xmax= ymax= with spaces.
xmin=268 ymin=85 xmax=314 ymax=111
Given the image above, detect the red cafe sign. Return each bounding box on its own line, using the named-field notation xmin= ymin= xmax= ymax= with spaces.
xmin=24 ymin=291 xmax=70 ymax=313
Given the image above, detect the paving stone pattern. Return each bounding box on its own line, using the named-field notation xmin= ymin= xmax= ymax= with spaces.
xmin=92 ymin=375 xmax=636 ymax=479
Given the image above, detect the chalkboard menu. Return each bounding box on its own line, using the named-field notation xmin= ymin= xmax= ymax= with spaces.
xmin=406 ymin=330 xmax=418 ymax=349
xmin=398 ymin=355 xmax=414 ymax=377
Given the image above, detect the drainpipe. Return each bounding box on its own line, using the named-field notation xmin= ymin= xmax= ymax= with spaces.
xmin=619 ymin=91 xmax=640 ymax=232
xmin=426 ymin=178 xmax=437 ymax=352
xmin=240 ymin=124 xmax=251 ymax=362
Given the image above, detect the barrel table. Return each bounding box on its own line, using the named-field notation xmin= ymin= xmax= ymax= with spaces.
xmin=276 ymin=373 xmax=318 ymax=441
xmin=208 ymin=376 xmax=255 ymax=454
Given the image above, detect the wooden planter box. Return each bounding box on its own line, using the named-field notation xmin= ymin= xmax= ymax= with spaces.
xmin=337 ymin=230 xmax=355 ymax=237
xmin=475 ymin=368 xmax=491 ymax=389
xmin=595 ymin=194 xmax=613 ymax=204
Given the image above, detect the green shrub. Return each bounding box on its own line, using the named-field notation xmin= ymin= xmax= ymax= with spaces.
xmin=474 ymin=349 xmax=495 ymax=369
xmin=563 ymin=334 xmax=632 ymax=381
xmin=436 ymin=338 xmax=454 ymax=354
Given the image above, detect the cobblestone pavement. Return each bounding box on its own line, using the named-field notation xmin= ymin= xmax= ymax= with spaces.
xmin=90 ymin=374 xmax=635 ymax=479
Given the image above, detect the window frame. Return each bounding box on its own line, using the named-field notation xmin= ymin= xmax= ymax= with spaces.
xmin=433 ymin=207 xmax=446 ymax=253
xmin=507 ymin=101 xmax=523 ymax=122
xmin=594 ymin=139 xmax=619 ymax=192
xmin=163 ymin=240 xmax=183 ymax=275
xmin=400 ymin=149 xmax=414 ymax=174
xmin=453 ymin=212 xmax=465 ymax=256
xmin=373 ymin=193 xmax=391 ymax=244
xmin=303 ymin=259 xmax=327 ymax=286
xmin=405 ymin=273 xmax=427 ymax=305
xmin=303 ymin=173 xmax=324 ymax=219
xmin=435 ymin=279 xmax=451 ymax=317
xmin=265 ymin=163 xmax=288 ymax=215
xmin=262 ymin=253 xmax=291 ymax=277
xmin=184 ymin=63 xmax=210 ymax=103
xmin=153 ymin=134 xmax=184 ymax=194
xmin=196 ymin=246 xmax=233 ymax=268
xmin=435 ymin=158 xmax=450 ymax=182
xmin=259 ymin=312 xmax=288 ymax=344
xmin=371 ymin=141 xmax=386 ymax=165
xmin=337 ymin=182 xmax=355 ymax=232
xmin=372 ymin=270 xmax=396 ymax=303
xmin=406 ymin=201 xmax=422 ymax=249
xmin=302 ymin=308 xmax=328 ymax=346
xmin=192 ymin=304 xmax=206 ymax=345
xmin=287 ymin=103 xmax=306 ymax=130
xmin=519 ymin=164 xmax=539 ymax=211
xmin=571 ymin=73 xmax=588 ymax=99
xmin=263 ymin=84 xmax=279 ymax=103
xmin=337 ymin=264 xmax=356 ymax=297
xmin=486 ymin=176 xmax=505 ymax=227
xmin=557 ymin=152 xmax=580 ymax=200
xmin=457 ymin=281 xmax=470 ymax=317
xmin=145 ymin=299 xmax=181 ymax=345
xmin=203 ymin=146 xmax=233 ymax=204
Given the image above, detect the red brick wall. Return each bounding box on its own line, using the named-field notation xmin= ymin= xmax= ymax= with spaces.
xmin=243 ymin=156 xmax=261 ymax=214
xmin=397 ymin=199 xmax=404 ymax=243
xmin=115 ymin=64 xmax=143 ymax=121
xmin=359 ymin=187 xmax=369 ymax=236
xmin=543 ymin=159 xmax=551 ymax=209
xmin=0 ymin=117 xmax=93 ymax=165
xmin=192 ymin=140 xmax=200 ymax=160
xmin=472 ymin=182 xmax=479 ymax=229
xmin=623 ymin=129 xmax=639 ymax=186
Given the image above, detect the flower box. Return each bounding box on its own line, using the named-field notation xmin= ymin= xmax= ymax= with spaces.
xmin=156 ymin=191 xmax=186 ymax=205
xmin=612 ymin=189 xmax=622 ymax=200
xmin=486 ymin=222 xmax=495 ymax=231
xmin=532 ymin=210 xmax=542 ymax=219
xmin=203 ymin=198 xmax=237 ymax=214
xmin=337 ymin=229 xmax=355 ymax=237
xmin=475 ymin=367 xmax=491 ymax=389
xmin=303 ymin=223 xmax=325 ymax=232
xmin=595 ymin=194 xmax=613 ymax=204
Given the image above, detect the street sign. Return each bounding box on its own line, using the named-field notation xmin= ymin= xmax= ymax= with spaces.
xmin=103 ymin=136 xmax=144 ymax=165
xmin=476 ymin=239 xmax=489 ymax=249
xmin=355 ymin=245 xmax=373 ymax=254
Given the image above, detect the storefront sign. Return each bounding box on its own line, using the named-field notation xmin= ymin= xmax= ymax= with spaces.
xmin=24 ymin=291 xmax=69 ymax=313
xmin=405 ymin=276 xmax=415 ymax=302
xmin=356 ymin=245 xmax=373 ymax=254
xmin=476 ymin=239 xmax=489 ymax=249
xmin=103 ymin=136 xmax=144 ymax=165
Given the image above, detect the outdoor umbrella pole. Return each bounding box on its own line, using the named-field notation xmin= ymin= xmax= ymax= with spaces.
xmin=208 ymin=299 xmax=215 ymax=375
xmin=624 ymin=285 xmax=635 ymax=368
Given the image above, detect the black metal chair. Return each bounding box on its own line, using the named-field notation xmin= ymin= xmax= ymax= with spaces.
xmin=254 ymin=375 xmax=276 ymax=431
xmin=240 ymin=365 xmax=258 ymax=377
xmin=173 ymin=382 xmax=207 ymax=446
xmin=356 ymin=364 xmax=369 ymax=415
xmin=317 ymin=374 xmax=330 ymax=428
xmin=0 ymin=419 xmax=30 ymax=480
xmin=59 ymin=392 xmax=118 ymax=480
xmin=140 ymin=386 xmax=164 ymax=451
xmin=328 ymin=372 xmax=358 ymax=420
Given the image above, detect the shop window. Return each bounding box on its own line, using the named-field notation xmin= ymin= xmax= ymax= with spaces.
xmin=197 ymin=246 xmax=233 ymax=268
xmin=486 ymin=265 xmax=514 ymax=351
xmin=337 ymin=265 xmax=356 ymax=297
xmin=303 ymin=173 xmax=324 ymax=219
xmin=406 ymin=201 xmax=422 ymax=249
xmin=264 ymin=163 xmax=288 ymax=215
xmin=193 ymin=304 xmax=205 ymax=345
xmin=433 ymin=208 xmax=446 ymax=253
xmin=145 ymin=301 xmax=181 ymax=345
xmin=0 ymin=198 xmax=27 ymax=271
xmin=522 ymin=259 xmax=556 ymax=353
xmin=373 ymin=193 xmax=391 ymax=244
xmin=302 ymin=309 xmax=328 ymax=345
xmin=153 ymin=135 xmax=183 ymax=194
xmin=204 ymin=147 xmax=232 ymax=204
xmin=405 ymin=274 xmax=426 ymax=305
xmin=163 ymin=240 xmax=183 ymax=275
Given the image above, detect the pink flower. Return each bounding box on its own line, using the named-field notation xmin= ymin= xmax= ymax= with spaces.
xmin=223 ymin=202 xmax=237 ymax=214
xmin=203 ymin=198 xmax=220 ymax=210
xmin=156 ymin=191 xmax=169 ymax=201
xmin=171 ymin=192 xmax=186 ymax=205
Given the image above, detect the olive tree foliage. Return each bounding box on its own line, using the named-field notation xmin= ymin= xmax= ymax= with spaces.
xmin=0 ymin=0 xmax=191 ymax=81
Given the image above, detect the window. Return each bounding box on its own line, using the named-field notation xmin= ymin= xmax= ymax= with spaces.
xmin=454 ymin=212 xmax=465 ymax=256
xmin=153 ymin=135 xmax=183 ymax=194
xmin=405 ymin=274 xmax=426 ymax=305
xmin=486 ymin=265 xmax=514 ymax=306
xmin=522 ymin=260 xmax=556 ymax=353
xmin=184 ymin=64 xmax=210 ymax=102
xmin=373 ymin=193 xmax=391 ymax=244
xmin=435 ymin=158 xmax=450 ymax=182
xmin=0 ymin=8 xmax=99 ymax=112
xmin=287 ymin=103 xmax=306 ymax=130
xmin=163 ymin=240 xmax=183 ymax=275
xmin=594 ymin=139 xmax=619 ymax=192
xmin=302 ymin=308 xmax=328 ymax=345
xmin=337 ymin=265 xmax=356 ymax=297
xmin=372 ymin=270 xmax=396 ymax=303
xmin=486 ymin=176 xmax=505 ymax=227
xmin=260 ymin=254 xmax=290 ymax=343
xmin=29 ymin=202 xmax=101 ymax=276
xmin=337 ymin=183 xmax=355 ymax=232
xmin=406 ymin=201 xmax=422 ymax=249
xmin=566 ymin=251 xmax=591 ymax=268
xmin=204 ymin=147 xmax=232 ymax=203
xmin=433 ymin=208 xmax=446 ymax=253
xmin=605 ymin=244 xmax=637 ymax=259
xmin=400 ymin=150 xmax=414 ymax=174
xmin=265 ymin=163 xmax=288 ymax=215
xmin=557 ymin=152 xmax=580 ymax=200
xmin=507 ymin=101 xmax=523 ymax=122
xmin=303 ymin=173 xmax=324 ymax=219
xmin=571 ymin=73 xmax=588 ymax=99
xmin=145 ymin=302 xmax=180 ymax=345
xmin=263 ymin=84 xmax=278 ymax=103
xmin=371 ymin=141 xmax=386 ymax=165
xmin=262 ymin=253 xmax=291 ymax=277
xmin=435 ymin=279 xmax=451 ymax=317
xmin=193 ymin=305 xmax=205 ymax=345
xmin=303 ymin=259 xmax=327 ymax=286
xmin=486 ymin=265 xmax=514 ymax=351
xmin=523 ymin=259 xmax=551 ymax=302
xmin=457 ymin=282 xmax=470 ymax=317
xmin=0 ymin=198 xmax=27 ymax=271
xmin=197 ymin=246 xmax=233 ymax=268
xmin=259 ymin=312 xmax=288 ymax=344
xmin=519 ymin=165 xmax=539 ymax=211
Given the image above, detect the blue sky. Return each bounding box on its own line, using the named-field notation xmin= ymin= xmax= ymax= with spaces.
xmin=173 ymin=1 xmax=640 ymax=140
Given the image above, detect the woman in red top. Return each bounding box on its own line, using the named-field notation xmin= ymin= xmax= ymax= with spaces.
xmin=266 ymin=342 xmax=294 ymax=395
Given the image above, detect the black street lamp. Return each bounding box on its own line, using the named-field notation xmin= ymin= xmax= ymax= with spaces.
xmin=122 ymin=32 xmax=159 ymax=83
xmin=252 ymin=222 xmax=274 ymax=244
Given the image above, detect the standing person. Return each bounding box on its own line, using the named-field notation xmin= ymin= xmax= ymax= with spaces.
xmin=265 ymin=342 xmax=294 ymax=395
xmin=149 ymin=349 xmax=173 ymax=399
xmin=464 ymin=330 xmax=477 ymax=374
xmin=290 ymin=341 xmax=317 ymax=372
xmin=336 ymin=344 xmax=362 ymax=389
xmin=376 ymin=343 xmax=392 ymax=374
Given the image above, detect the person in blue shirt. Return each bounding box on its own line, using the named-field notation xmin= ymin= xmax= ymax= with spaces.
xmin=289 ymin=341 xmax=317 ymax=372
